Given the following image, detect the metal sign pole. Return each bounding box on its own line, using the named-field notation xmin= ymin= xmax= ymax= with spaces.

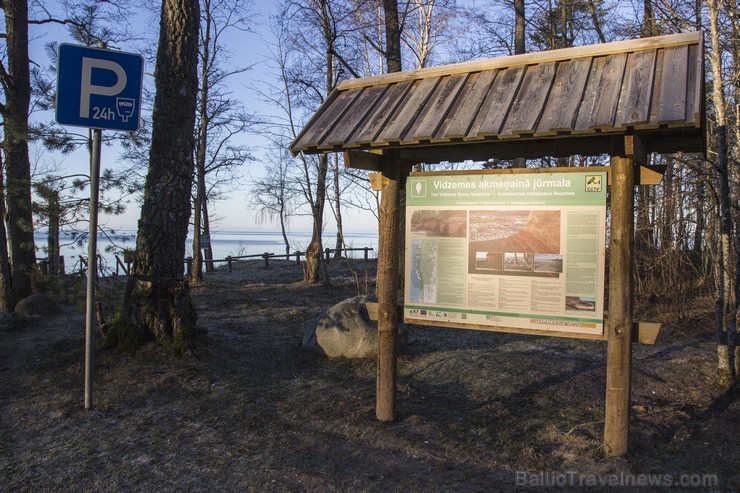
xmin=84 ymin=128 xmax=102 ymax=410
xmin=56 ymin=42 xmax=143 ymax=409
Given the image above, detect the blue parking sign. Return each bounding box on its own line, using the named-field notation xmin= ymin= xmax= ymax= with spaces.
xmin=56 ymin=44 xmax=144 ymax=131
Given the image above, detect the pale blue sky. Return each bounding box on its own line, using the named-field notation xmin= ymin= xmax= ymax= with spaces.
xmin=29 ymin=0 xmax=381 ymax=234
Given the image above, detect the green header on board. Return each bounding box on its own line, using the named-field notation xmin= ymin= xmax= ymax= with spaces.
xmin=407 ymin=171 xmax=607 ymax=207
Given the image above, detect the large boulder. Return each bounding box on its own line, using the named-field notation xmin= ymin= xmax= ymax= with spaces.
xmin=15 ymin=294 xmax=62 ymax=318
xmin=303 ymin=296 xmax=407 ymax=359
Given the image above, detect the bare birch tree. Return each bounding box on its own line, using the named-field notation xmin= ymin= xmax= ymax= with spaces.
xmin=707 ymin=0 xmax=737 ymax=385
xmin=190 ymin=0 xmax=254 ymax=282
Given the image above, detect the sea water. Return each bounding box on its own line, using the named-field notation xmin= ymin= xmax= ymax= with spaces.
xmin=34 ymin=229 xmax=378 ymax=275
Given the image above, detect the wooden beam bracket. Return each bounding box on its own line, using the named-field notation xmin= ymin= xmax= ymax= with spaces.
xmin=344 ymin=150 xmax=383 ymax=171
xmin=637 ymin=165 xmax=666 ymax=185
xmin=624 ymin=134 xmax=648 ymax=165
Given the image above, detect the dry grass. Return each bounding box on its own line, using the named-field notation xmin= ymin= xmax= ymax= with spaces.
xmin=0 ymin=259 xmax=737 ymax=492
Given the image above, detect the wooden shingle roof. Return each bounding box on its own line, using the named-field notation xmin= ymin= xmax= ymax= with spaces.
xmin=290 ymin=32 xmax=704 ymax=163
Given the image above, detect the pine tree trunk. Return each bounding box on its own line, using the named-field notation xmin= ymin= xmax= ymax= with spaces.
xmin=109 ymin=0 xmax=200 ymax=353
xmin=3 ymin=0 xmax=35 ymax=300
xmin=47 ymin=191 xmax=61 ymax=276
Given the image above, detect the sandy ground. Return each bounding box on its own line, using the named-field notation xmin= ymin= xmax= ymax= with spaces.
xmin=0 ymin=258 xmax=737 ymax=492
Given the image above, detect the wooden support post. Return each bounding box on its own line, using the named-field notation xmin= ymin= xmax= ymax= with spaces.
xmin=604 ymin=155 xmax=636 ymax=457
xmin=364 ymin=247 xmax=369 ymax=261
xmin=263 ymin=252 xmax=270 ymax=269
xmin=226 ymin=256 xmax=232 ymax=273
xmin=376 ymin=155 xmax=401 ymax=422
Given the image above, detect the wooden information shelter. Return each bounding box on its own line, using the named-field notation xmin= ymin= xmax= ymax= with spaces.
xmin=291 ymin=32 xmax=705 ymax=457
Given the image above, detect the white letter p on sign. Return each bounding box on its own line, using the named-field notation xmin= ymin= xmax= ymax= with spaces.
xmin=79 ymin=57 xmax=127 ymax=118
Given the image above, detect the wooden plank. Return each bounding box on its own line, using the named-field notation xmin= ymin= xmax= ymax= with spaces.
xmin=406 ymin=318 xmax=608 ymax=341
xmin=499 ymin=61 xmax=557 ymax=138
xmin=574 ymin=56 xmax=608 ymax=133
xmin=433 ymin=70 xmax=497 ymax=141
xmin=642 ymin=133 xmax=704 ymax=154
xmin=376 ymin=129 xmax=703 ymax=165
xmin=347 ymin=81 xmax=413 ymax=146
xmin=336 ymin=32 xmax=701 ymax=91
xmin=290 ymin=89 xmax=341 ymax=155
xmin=403 ymin=318 xmax=660 ymax=344
xmin=467 ymin=66 xmax=525 ymax=139
xmin=405 ymin=73 xmax=468 ymax=143
xmin=397 ymin=134 xmax=616 ymax=163
xmin=535 ymin=58 xmax=592 ymax=136
xmin=684 ymin=43 xmax=702 ymax=126
xmin=646 ymin=48 xmax=665 ymax=128
xmin=319 ymin=85 xmax=388 ymax=149
xmin=377 ymin=77 xmax=440 ymax=143
xmin=658 ymin=45 xmax=689 ymax=123
xmin=591 ymin=52 xmax=628 ymax=130
xmin=367 ymin=303 xmax=660 ymax=344
xmin=291 ymin=89 xmax=360 ymax=151
xmin=617 ymin=50 xmax=657 ymax=128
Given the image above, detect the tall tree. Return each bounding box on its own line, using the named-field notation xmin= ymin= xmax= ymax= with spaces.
xmin=0 ymin=152 xmax=13 ymax=310
xmin=401 ymin=0 xmax=461 ymax=68
xmin=514 ymin=0 xmax=525 ymax=53
xmin=272 ymin=0 xmax=350 ymax=283
xmin=384 ymin=0 xmax=402 ymax=72
xmin=190 ymin=0 xmax=253 ymax=282
xmin=1 ymin=0 xmax=36 ymax=300
xmin=107 ymin=0 xmax=200 ymax=353
xmin=707 ymin=0 xmax=737 ymax=385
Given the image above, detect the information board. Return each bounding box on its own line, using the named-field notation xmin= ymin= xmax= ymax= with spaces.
xmin=404 ymin=171 xmax=607 ymax=336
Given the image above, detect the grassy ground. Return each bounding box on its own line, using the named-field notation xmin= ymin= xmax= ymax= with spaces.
xmin=0 ymin=259 xmax=737 ymax=492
